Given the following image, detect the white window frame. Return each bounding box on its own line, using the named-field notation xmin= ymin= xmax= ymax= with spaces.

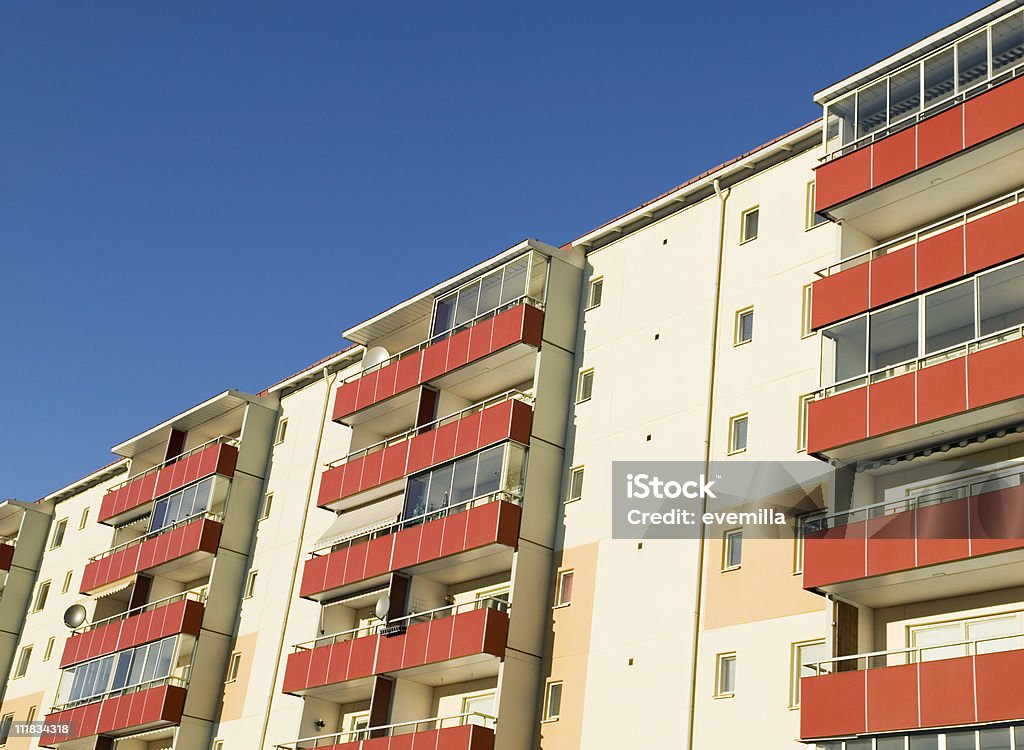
xmin=576 ymin=368 xmax=594 ymax=404
xmin=226 ymin=651 xmax=242 ymax=683
xmin=722 ymin=528 xmax=742 ymax=571
xmin=259 ymin=492 xmax=274 ymax=522
xmin=740 ymin=206 xmax=759 ymax=244
xmin=586 ymin=276 xmax=604 ymax=310
xmin=728 ymin=414 xmax=749 ymax=455
xmin=43 ymin=636 xmax=55 ymax=662
xmin=275 ymin=418 xmax=288 ymax=445
xmin=554 ymin=569 xmax=574 ymax=608
xmin=801 ymin=283 xmax=814 ymax=338
xmin=797 ymin=393 xmax=814 ymax=452
xmin=567 ymin=466 xmax=584 ymax=503
xmin=790 ymin=639 xmax=827 ymax=708
xmin=806 ymin=181 xmax=828 ymax=230
xmin=0 ymin=713 xmax=13 ymax=746
xmin=62 ymin=570 xmax=73 ymax=594
xmin=714 ymin=652 xmax=736 ymax=697
xmin=243 ymin=570 xmax=258 ymax=599
xmin=13 ymin=645 xmax=32 ymax=679
xmin=50 ymin=518 xmax=67 ymax=550
xmin=32 ymin=580 xmax=50 ymax=613
xmin=543 ymin=680 xmax=563 ymax=721
xmin=734 ymin=307 xmax=754 ymax=346
xmin=79 ymin=507 xmax=90 ymax=530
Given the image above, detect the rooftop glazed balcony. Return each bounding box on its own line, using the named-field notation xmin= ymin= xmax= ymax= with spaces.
xmin=60 ymin=592 xmax=205 ymax=668
xmin=282 ymin=599 xmax=508 ymax=701
xmin=318 ymin=391 xmax=533 ymax=510
xmin=815 ymin=7 xmax=1024 ymax=237
xmin=273 ymin=714 xmax=495 ymax=750
xmin=811 ymin=189 xmax=1024 ymax=330
xmin=80 ymin=513 xmax=222 ymax=595
xmin=803 ymin=465 xmax=1024 ymax=607
xmin=41 ymin=681 xmax=187 ymax=747
xmin=301 ymin=491 xmax=521 ymax=601
xmin=99 ymin=436 xmax=238 ymax=525
xmin=801 ymin=635 xmax=1024 ymax=740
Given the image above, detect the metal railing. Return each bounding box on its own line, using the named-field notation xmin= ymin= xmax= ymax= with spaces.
xmin=326 ymin=390 xmax=532 ymax=471
xmin=310 ymin=488 xmax=522 ymax=557
xmin=107 ymin=435 xmax=239 ymax=494
xmin=273 ymin=712 xmax=496 ymax=750
xmin=49 ymin=674 xmax=190 ymax=714
xmin=338 ymin=294 xmax=544 ymax=386
xmin=816 ymin=322 xmax=1024 ymax=399
xmin=88 ymin=510 xmax=223 ymax=563
xmin=71 ymin=591 xmax=207 ymax=636
xmin=803 ymin=463 xmax=1024 ymax=533
xmin=805 ymin=631 xmax=1024 ymax=676
xmin=292 ymin=596 xmax=509 ymax=652
xmin=814 ymin=187 xmax=1024 ymax=278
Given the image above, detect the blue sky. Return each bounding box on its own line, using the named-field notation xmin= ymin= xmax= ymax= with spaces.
xmin=1 ymin=1 xmax=975 ymax=500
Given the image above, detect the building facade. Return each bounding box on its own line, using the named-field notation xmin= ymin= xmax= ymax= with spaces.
xmin=3 ymin=3 xmax=1024 ymax=749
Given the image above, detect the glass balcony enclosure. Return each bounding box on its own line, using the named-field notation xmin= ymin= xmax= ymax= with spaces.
xmin=820 ymin=258 xmax=1024 ymax=390
xmin=823 ymin=8 xmax=1024 ymax=155
xmin=149 ymin=477 xmax=213 ymax=534
xmin=813 ymin=727 xmax=1024 ymax=750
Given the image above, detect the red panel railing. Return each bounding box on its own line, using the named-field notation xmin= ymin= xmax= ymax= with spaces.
xmin=273 ymin=716 xmax=495 ymax=750
xmin=40 ymin=683 xmax=187 ymax=747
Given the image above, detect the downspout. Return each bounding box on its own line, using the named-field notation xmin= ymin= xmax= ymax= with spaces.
xmin=685 ymin=177 xmax=730 ymax=750
xmin=256 ymin=365 xmax=340 ymax=750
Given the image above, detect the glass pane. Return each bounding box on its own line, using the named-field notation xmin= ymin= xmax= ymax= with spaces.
xmin=890 ymin=65 xmax=921 ymax=124
xmin=426 ymin=464 xmax=454 ymax=514
xmin=993 ymin=13 xmax=1024 ymax=74
xmin=877 ymin=738 xmax=905 ymax=750
xmin=979 ymin=727 xmax=1011 ymax=750
xmin=719 ymin=658 xmax=736 ymax=692
xmin=155 ymin=638 xmax=175 ymax=680
xmin=180 ymin=484 xmax=198 ymax=519
xmin=743 ymin=210 xmax=759 ymax=241
xmin=979 ymin=261 xmax=1024 ymax=335
xmin=451 ymin=457 xmax=478 ymax=504
xmin=726 ymin=532 xmax=742 ymax=567
xmin=141 ymin=642 xmax=161 ymax=684
xmin=924 ymin=48 xmax=956 ymax=107
xmin=454 ymin=282 xmax=480 ymax=328
xmin=477 ymin=270 xmax=503 ymax=318
xmin=958 ymin=30 xmax=989 ymax=91
xmin=475 ymin=446 xmax=504 ymax=496
xmin=969 ymin=615 xmax=1023 ymax=653
xmin=946 ymin=729 xmax=977 ymax=750
xmin=404 ymin=474 xmax=429 ymax=519
xmin=193 ymin=478 xmax=212 ymax=515
xmin=1014 ymin=726 xmax=1024 ymax=749
xmin=909 ymin=737 xmax=939 ymax=750
xmin=165 ymin=491 xmax=183 ymax=527
xmin=913 ymin=622 xmax=967 ymax=661
xmin=826 ymin=95 xmax=856 ymax=151
xmin=846 ymin=741 xmax=872 ymax=750
xmin=128 ymin=643 xmax=147 ymax=686
xmin=433 ymin=294 xmax=457 ymax=337
xmin=925 ymin=281 xmax=975 ymax=353
xmin=732 ymin=418 xmax=748 ymax=451
xmin=546 ymin=682 xmax=562 ymax=717
xmin=500 ymin=255 xmax=530 ymax=305
xmin=150 ymin=498 xmax=168 ymax=532
xmin=739 ymin=312 xmax=753 ymax=342
xmin=502 ymin=444 xmax=527 ymax=495
xmin=870 ymin=301 xmax=918 ymax=370
xmin=857 ymin=80 xmax=888 ymax=139
xmin=799 ymin=642 xmax=829 ymax=679
xmin=112 ymin=651 xmax=133 ymax=690
xmin=823 ymin=317 xmax=867 ymax=384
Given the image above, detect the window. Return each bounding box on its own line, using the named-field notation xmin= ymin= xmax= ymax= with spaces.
xmin=149 ymin=477 xmax=213 ymax=534
xmin=722 ymin=529 xmax=742 ymax=570
xmin=461 ymin=691 xmax=496 ymax=728
xmin=909 ymin=612 xmax=1024 ymax=662
xmin=0 ymin=714 xmax=12 ymax=745
xmin=801 ymin=284 xmax=814 ymax=338
xmin=740 ymin=207 xmax=759 ymax=243
xmin=60 ymin=637 xmax=177 ymax=705
xmin=790 ymin=640 xmax=828 ymax=707
xmin=275 ymin=418 xmax=288 ymax=444
xmin=62 ymin=570 xmax=73 ymax=594
xmin=14 ymin=645 xmax=32 ymax=679
xmin=32 ymin=581 xmax=50 ymax=612
xmin=43 ymin=637 xmax=55 ymax=662
xmin=243 ymin=570 xmax=258 ymax=599
xmin=213 ymin=742 xmax=224 ymax=750
xmin=50 ymin=518 xmax=67 ymax=549
xmin=555 ymin=570 xmax=574 ymax=607
xmin=25 ymin=707 xmax=36 ymax=725
xmin=259 ymin=492 xmax=274 ymax=522
xmin=347 ymin=711 xmax=371 ymax=741
xmin=734 ymin=307 xmax=754 ymax=345
xmin=79 ymin=507 xmax=90 ymax=530
xmin=567 ymin=466 xmax=584 ymax=503
xmin=226 ymin=652 xmax=242 ymax=682
xmin=576 ymin=369 xmax=594 ymax=403
xmin=728 ymin=414 xmax=748 ymax=454
xmin=586 ymin=277 xmax=604 ymax=309
xmin=714 ymin=653 xmax=736 ymax=697
xmin=543 ymin=681 xmax=563 ymax=721
xmin=403 ymin=443 xmax=525 ymax=521
xmin=797 ymin=393 xmax=814 ymax=452
xmin=806 ymin=182 xmax=827 ymax=229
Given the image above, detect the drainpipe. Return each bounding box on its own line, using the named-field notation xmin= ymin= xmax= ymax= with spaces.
xmin=256 ymin=366 xmax=340 ymax=750
xmin=685 ymin=177 xmax=730 ymax=750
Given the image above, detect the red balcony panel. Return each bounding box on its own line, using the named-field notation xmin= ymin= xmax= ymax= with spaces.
xmin=965 ymin=75 xmax=1024 ymax=148
xmin=406 ymin=432 xmax=437 ymax=476
xmin=299 ymin=554 xmax=330 ymax=599
xmin=333 ymin=304 xmax=544 ymax=421
xmin=916 ymin=356 xmax=967 ymax=423
xmin=803 ymin=522 xmax=867 ymax=590
xmin=361 ymin=450 xmax=386 ymax=491
xmin=867 ymin=373 xmax=916 ymax=436
xmin=865 ymin=663 xmax=919 ymax=733
xmin=400 ymin=616 xmax=430 ymax=667
xmin=439 ymin=510 xmax=470 ymax=559
xmin=453 ymin=411 xmax=484 ymax=457
xmin=815 ymin=147 xmax=872 ymax=213
xmin=970 ymin=485 xmax=1024 ymax=555
xmin=920 ymin=657 xmax=976 ymax=728
xmin=304 ymin=725 xmax=493 ymax=750
xmin=381 ymin=443 xmax=410 ymax=485
xmin=345 ymin=542 xmax=369 ymax=584
xmin=80 ymin=518 xmax=221 ymax=595
xmin=800 ymin=670 xmax=867 ymax=739
xmin=917 ymin=225 xmax=966 ymax=290
xmin=424 ymin=614 xmax=456 ymax=664
xmin=864 ymin=513 xmax=916 ymax=578
xmin=917 ymin=106 xmax=964 ymax=168
xmin=99 ymin=443 xmax=237 ymax=525
xmin=430 ymin=421 xmax=461 ymax=467
xmin=418 ymin=518 xmax=445 ymax=563
xmin=282 ymin=647 xmax=314 ymax=694
xmin=965 ymin=201 xmax=1024 ymax=274
xmin=340 ymin=462 xmax=364 ymax=498
xmin=806 ymin=387 xmax=868 ymax=456
xmin=364 ymin=536 xmax=393 ymax=580
xmin=914 ymin=498 xmax=970 ymax=567
xmin=0 ymin=543 xmax=12 ymax=572
xmin=810 ymin=263 xmax=869 ymax=330
xmin=869 ymin=245 xmax=916 ymax=309
xmin=391 ymin=524 xmax=426 ymax=571
xmin=975 ymin=648 xmax=1024 ymax=723
xmin=968 ymin=337 xmax=1024 ymax=408
xmin=40 ymin=685 xmax=186 ymax=747
xmin=871 ymin=127 xmax=917 ymax=186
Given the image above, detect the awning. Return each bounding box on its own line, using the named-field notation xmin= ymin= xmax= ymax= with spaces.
xmin=316 ymin=495 xmax=404 ymax=547
xmin=91 ymin=578 xmax=135 ymax=601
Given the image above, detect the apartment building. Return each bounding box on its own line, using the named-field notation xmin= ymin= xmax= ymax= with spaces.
xmin=4 ymin=3 xmax=1024 ymax=749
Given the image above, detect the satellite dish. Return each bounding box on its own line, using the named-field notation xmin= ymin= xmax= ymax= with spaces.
xmin=63 ymin=604 xmax=87 ymax=629
xmin=374 ymin=595 xmax=390 ymax=622
xmin=361 ymin=347 xmax=390 ymax=371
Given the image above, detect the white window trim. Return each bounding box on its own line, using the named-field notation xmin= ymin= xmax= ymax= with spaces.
xmin=722 ymin=529 xmax=742 ymax=571
xmin=275 ymin=418 xmax=289 ymax=445
xmin=576 ymin=369 xmax=594 ymax=404
xmin=714 ymin=652 xmax=736 ymax=698
xmin=243 ymin=570 xmax=258 ymax=599
xmin=800 ymin=283 xmax=814 ymax=339
xmin=226 ymin=651 xmax=242 ymax=683
xmin=734 ymin=307 xmax=754 ymax=346
xmin=585 ymin=276 xmax=604 ymax=310
xmin=789 ymin=639 xmax=827 ymax=708
xmin=567 ymin=466 xmax=584 ymax=503
xmin=727 ymin=414 xmax=749 ymax=455
xmin=50 ymin=519 xmax=67 ymax=550
xmin=554 ymin=568 xmax=574 ymax=608
xmin=542 ymin=680 xmax=563 ymax=722
xmin=739 ymin=206 xmax=759 ymax=244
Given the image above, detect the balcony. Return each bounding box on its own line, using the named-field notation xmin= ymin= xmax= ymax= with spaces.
xmin=302 ymin=492 xmax=521 ymax=601
xmin=816 ymin=8 xmax=1024 ymax=238
xmin=803 ymin=468 xmax=1024 ymax=606
xmin=332 ymin=300 xmax=544 ymax=425
xmin=811 ymin=189 xmax=1024 ymax=330
xmin=80 ymin=513 xmax=222 ymax=595
xmin=282 ymin=599 xmax=508 ymax=701
xmin=318 ymin=392 xmax=533 ymax=510
xmin=99 ymin=437 xmax=238 ymax=525
xmin=274 ymin=714 xmax=495 ymax=750
xmin=60 ymin=592 xmax=205 ymax=669
xmin=40 ymin=680 xmax=187 ymax=747
xmin=801 ymin=635 xmax=1024 ymax=740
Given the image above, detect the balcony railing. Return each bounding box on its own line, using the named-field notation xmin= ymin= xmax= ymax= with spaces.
xmin=106 ymin=436 xmax=239 ymax=494
xmin=71 ymin=591 xmax=206 ymax=636
xmin=327 ymin=390 xmax=533 ymax=470
xmin=805 ymin=632 xmax=1024 ymax=676
xmin=293 ymin=597 xmax=509 ymax=652
xmin=50 ymin=674 xmax=190 ymax=714
xmin=338 ymin=295 xmax=544 ymax=387
xmin=273 ymin=713 xmax=496 ymax=750
xmin=88 ymin=511 xmax=223 ymax=563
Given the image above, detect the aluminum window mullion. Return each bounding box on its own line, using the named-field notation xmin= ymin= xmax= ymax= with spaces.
xmin=974 ymin=275 xmax=982 ymax=339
